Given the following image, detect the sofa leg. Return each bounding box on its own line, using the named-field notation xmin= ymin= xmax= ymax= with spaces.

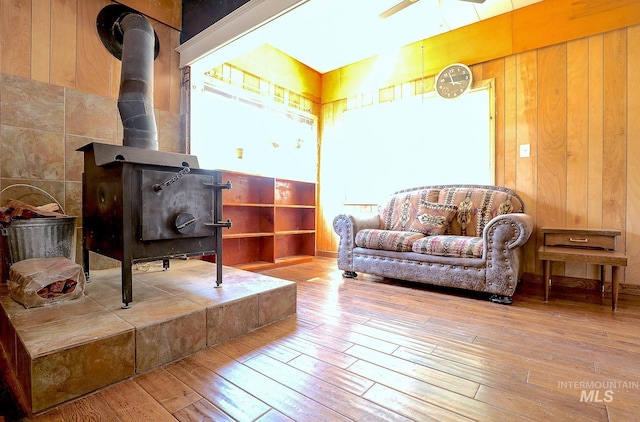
xmin=342 ymin=271 xmax=358 ymax=278
xmin=489 ymin=294 xmax=513 ymax=305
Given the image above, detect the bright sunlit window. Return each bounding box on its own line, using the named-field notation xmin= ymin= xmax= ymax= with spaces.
xmin=323 ymin=81 xmax=495 ymax=205
xmin=190 ymin=66 xmax=318 ymax=182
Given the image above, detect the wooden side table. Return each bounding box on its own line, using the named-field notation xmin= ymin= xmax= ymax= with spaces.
xmin=538 ymin=228 xmax=627 ymax=311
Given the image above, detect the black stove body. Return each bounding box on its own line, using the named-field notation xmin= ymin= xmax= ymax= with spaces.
xmin=80 ymin=142 xmax=231 ymax=307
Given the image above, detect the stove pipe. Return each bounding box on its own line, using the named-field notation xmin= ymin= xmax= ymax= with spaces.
xmin=97 ymin=5 xmax=159 ymax=150
xmin=117 ymin=13 xmax=158 ymax=150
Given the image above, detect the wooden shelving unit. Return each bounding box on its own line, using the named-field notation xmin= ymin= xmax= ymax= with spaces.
xmin=216 ymin=171 xmax=316 ymax=271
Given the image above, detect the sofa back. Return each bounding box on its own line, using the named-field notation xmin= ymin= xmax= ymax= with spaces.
xmin=379 ymin=185 xmax=524 ymax=237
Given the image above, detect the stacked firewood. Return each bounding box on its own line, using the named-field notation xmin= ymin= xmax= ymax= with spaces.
xmin=9 ymin=257 xmax=85 ymax=308
xmin=1 ymin=199 xmax=68 ymax=223
xmin=36 ymin=278 xmax=78 ymax=299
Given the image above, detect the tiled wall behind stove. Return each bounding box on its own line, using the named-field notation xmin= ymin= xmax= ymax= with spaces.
xmin=0 ymin=72 xmax=187 ymax=267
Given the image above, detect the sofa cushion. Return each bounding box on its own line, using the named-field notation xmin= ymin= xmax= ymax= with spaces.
xmin=439 ymin=187 xmax=523 ymax=237
xmin=355 ymin=229 xmax=425 ymax=252
xmin=412 ymin=235 xmax=484 ymax=258
xmin=380 ymin=189 xmax=440 ymax=231
xmin=409 ymin=202 xmax=458 ymax=235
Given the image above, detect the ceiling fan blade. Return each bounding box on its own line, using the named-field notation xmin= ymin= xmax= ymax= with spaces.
xmin=380 ymin=0 xmax=420 ymax=19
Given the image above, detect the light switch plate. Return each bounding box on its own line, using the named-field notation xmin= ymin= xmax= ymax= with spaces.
xmin=520 ymin=144 xmax=530 ymax=158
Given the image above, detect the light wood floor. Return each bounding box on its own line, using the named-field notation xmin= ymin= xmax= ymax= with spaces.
xmin=12 ymin=258 xmax=640 ymax=421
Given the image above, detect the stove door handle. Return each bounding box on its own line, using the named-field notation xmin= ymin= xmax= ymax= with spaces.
xmin=204 ymin=219 xmax=232 ymax=229
xmin=153 ymin=167 xmax=191 ymax=191
xmin=203 ymin=180 xmax=232 ymax=190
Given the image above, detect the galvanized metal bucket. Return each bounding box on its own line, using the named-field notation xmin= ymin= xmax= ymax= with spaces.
xmin=0 ymin=185 xmax=76 ymax=264
xmin=2 ymin=217 xmax=76 ymax=264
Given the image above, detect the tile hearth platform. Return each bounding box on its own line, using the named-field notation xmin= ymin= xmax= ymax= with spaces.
xmin=0 ymin=259 xmax=296 ymax=415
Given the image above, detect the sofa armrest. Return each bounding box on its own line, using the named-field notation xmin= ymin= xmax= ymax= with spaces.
xmin=482 ymin=213 xmax=534 ymax=295
xmin=333 ymin=214 xmax=381 ymax=271
xmin=483 ymin=213 xmax=534 ymax=251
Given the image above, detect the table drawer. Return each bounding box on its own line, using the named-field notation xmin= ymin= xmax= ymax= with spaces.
xmin=544 ymin=233 xmax=616 ymax=250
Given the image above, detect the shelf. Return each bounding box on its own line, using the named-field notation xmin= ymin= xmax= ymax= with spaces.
xmin=234 ymin=261 xmax=277 ymax=271
xmin=275 ymin=255 xmax=314 ymax=266
xmin=275 ymin=204 xmax=316 ymax=209
xmin=233 ymin=256 xmax=314 ymax=271
xmin=222 ymin=236 xmax=274 ymax=266
xmin=223 ymin=205 xmax=273 ymax=237
xmin=226 ymin=202 xmax=274 ymax=207
xmin=275 ymin=230 xmax=316 ymax=236
xmin=275 ymin=179 xmax=315 ymax=207
xmin=223 ymin=232 xmax=274 ymax=239
xmin=275 ymin=207 xmax=315 ymax=232
xmin=223 ymin=171 xmax=274 ymax=205
xmin=275 ymin=232 xmax=315 ymax=259
xmin=219 ymin=171 xmax=316 ymax=270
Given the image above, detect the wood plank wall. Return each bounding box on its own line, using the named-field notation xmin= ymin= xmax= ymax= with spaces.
xmin=0 ymin=0 xmax=181 ymax=114
xmin=318 ymin=25 xmax=640 ymax=289
xmin=483 ymin=28 xmax=635 ymax=284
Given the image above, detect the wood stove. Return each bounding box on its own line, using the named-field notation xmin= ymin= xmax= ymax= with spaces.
xmin=83 ymin=5 xmax=231 ymax=307
xmin=80 ymin=143 xmax=231 ymax=307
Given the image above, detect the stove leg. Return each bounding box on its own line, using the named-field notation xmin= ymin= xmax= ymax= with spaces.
xmin=121 ymin=260 xmax=133 ymax=308
xmin=82 ymin=243 xmax=91 ymax=283
xmin=81 ymin=174 xmax=90 ymax=283
xmin=215 ymin=253 xmax=222 ymax=288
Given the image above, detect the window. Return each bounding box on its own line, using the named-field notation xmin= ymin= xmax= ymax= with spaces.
xmin=190 ymin=67 xmax=318 ymax=182
xmin=323 ymin=81 xmax=495 ymax=205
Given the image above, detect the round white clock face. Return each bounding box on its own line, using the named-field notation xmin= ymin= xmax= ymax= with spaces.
xmin=435 ymin=64 xmax=473 ymax=99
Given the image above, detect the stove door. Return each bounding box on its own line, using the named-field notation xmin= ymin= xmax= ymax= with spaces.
xmin=140 ymin=169 xmax=217 ymax=241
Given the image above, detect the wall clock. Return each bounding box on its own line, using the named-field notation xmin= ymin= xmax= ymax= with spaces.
xmin=434 ymin=63 xmax=473 ymax=99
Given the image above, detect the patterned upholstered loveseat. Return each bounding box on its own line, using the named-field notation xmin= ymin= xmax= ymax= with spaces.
xmin=333 ymin=185 xmax=534 ymax=304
